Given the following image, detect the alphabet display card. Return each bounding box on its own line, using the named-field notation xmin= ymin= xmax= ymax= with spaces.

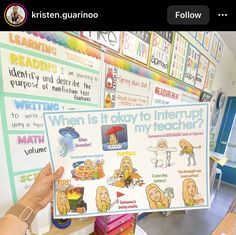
xmin=44 ymin=103 xmax=210 ymax=218
xmin=150 ymin=31 xmax=173 ymax=74
xmin=169 ymin=33 xmax=189 ymax=81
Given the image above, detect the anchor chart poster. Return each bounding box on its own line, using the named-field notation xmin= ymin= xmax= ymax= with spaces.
xmin=44 ymin=103 xmax=210 ymax=218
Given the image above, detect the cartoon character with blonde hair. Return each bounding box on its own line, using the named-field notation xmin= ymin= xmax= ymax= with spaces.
xmin=83 ymin=159 xmax=94 ymax=179
xmin=182 ymin=178 xmax=204 ymax=207
xmin=179 ymin=139 xmax=201 ymax=166
xmin=112 ymin=156 xmax=142 ymax=188
xmin=109 ymin=133 xmax=118 ymax=145
xmin=119 ymin=156 xmax=134 ymax=179
xmin=146 ymin=183 xmax=172 ymax=209
xmin=84 ymin=159 xmax=93 ymax=171
xmin=96 ymin=186 xmax=111 ymax=212
xmin=57 ymin=191 xmax=70 ymax=215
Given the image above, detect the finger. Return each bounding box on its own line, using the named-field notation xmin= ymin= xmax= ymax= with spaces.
xmin=36 ymin=163 xmax=51 ymax=181
xmin=54 ymin=167 xmax=64 ymax=180
xmin=44 ymin=167 xmax=64 ymax=183
xmin=38 ymin=163 xmax=52 ymax=178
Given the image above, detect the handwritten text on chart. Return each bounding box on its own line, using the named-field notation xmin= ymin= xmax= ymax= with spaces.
xmin=123 ymin=32 xmax=150 ymax=63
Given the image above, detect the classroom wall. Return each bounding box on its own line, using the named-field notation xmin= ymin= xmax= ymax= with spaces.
xmin=211 ymin=40 xmax=236 ymax=149
xmin=226 ymin=59 xmax=236 ymax=96
xmin=182 ymin=32 xmax=236 ymax=145
xmin=209 ymin=36 xmax=236 ymax=185
xmin=0 ymin=31 xmax=235 ymax=216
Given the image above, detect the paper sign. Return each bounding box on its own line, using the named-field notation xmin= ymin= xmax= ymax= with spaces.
xmin=81 ymin=31 xmax=120 ymax=52
xmin=216 ymin=40 xmax=223 ymax=62
xmin=211 ymin=34 xmax=219 ymax=59
xmin=169 ymin=33 xmax=188 ymax=80
xmin=150 ymin=31 xmax=173 ymax=74
xmin=103 ymin=64 xmax=150 ymax=108
xmin=202 ymin=32 xmax=212 ymax=50
xmin=152 ymin=83 xmax=182 ymax=105
xmin=183 ymin=45 xmax=200 ymax=86
xmin=196 ymin=32 xmax=204 ymax=45
xmin=44 ymin=103 xmax=210 ymax=218
xmin=195 ymin=54 xmax=209 ymax=90
xmin=204 ymin=62 xmax=216 ymax=92
xmin=122 ymin=31 xmax=151 ymax=64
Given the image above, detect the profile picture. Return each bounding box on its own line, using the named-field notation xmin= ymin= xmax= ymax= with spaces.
xmin=4 ymin=3 xmax=27 ymax=27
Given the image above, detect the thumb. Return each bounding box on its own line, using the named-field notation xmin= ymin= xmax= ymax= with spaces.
xmin=54 ymin=167 xmax=64 ymax=180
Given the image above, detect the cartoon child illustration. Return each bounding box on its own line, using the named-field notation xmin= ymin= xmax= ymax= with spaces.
xmin=148 ymin=139 xmax=177 ymax=168
xmin=57 ymin=191 xmax=70 ymax=215
xmin=146 ymin=183 xmax=173 ymax=209
xmin=179 ymin=139 xmax=201 ymax=166
xmin=182 ymin=178 xmax=204 ymax=207
xmin=96 ymin=186 xmax=111 ymax=212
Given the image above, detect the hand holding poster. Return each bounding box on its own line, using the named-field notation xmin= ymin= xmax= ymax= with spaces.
xmin=44 ymin=103 xmax=210 ymax=218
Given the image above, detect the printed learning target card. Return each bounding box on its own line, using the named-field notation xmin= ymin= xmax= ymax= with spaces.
xmin=44 ymin=103 xmax=210 ymax=218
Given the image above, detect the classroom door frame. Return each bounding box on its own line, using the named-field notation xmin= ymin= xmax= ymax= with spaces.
xmin=215 ymin=96 xmax=236 ymax=154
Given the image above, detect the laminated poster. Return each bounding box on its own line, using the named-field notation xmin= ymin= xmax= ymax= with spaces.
xmin=195 ymin=54 xmax=209 ymax=90
xmin=150 ymin=31 xmax=173 ymax=74
xmin=183 ymin=45 xmax=200 ymax=86
xmin=103 ymin=64 xmax=150 ymax=109
xmin=202 ymin=32 xmax=212 ymax=50
xmin=122 ymin=31 xmax=151 ymax=64
xmin=169 ymin=33 xmax=188 ymax=81
xmin=216 ymin=40 xmax=223 ymax=62
xmin=204 ymin=62 xmax=216 ymax=92
xmin=196 ymin=32 xmax=204 ymax=45
xmin=211 ymin=34 xmax=219 ymax=59
xmin=152 ymin=83 xmax=182 ymax=105
xmin=81 ymin=31 xmax=121 ymax=52
xmin=44 ymin=103 xmax=210 ymax=218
